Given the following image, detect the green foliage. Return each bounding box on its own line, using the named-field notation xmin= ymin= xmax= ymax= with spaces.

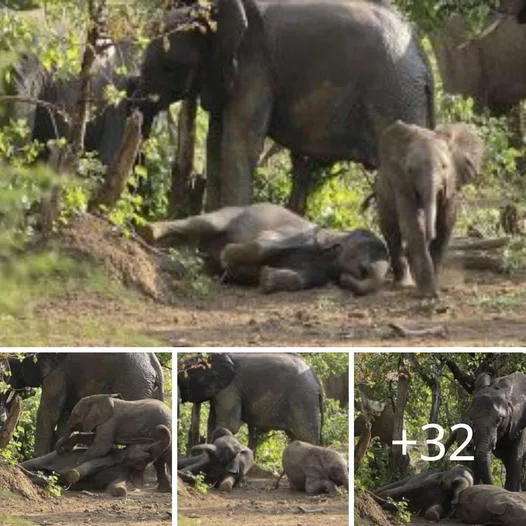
xmin=193 ymin=472 xmax=209 ymax=495
xmin=169 ymin=247 xmax=212 ymax=297
xmin=390 ymin=497 xmax=412 ymax=524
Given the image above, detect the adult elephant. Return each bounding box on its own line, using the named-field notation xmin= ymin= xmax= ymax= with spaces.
xmin=178 ymin=353 xmax=323 ymax=452
xmin=134 ymin=0 xmax=435 ymax=210
xmin=0 ymin=353 xmax=164 ymax=456
xmin=467 ymin=372 xmax=526 ymax=491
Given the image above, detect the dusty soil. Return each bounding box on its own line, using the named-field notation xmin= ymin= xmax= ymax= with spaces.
xmin=12 ymin=214 xmax=526 ymax=346
xmin=178 ymin=467 xmax=348 ymax=526
xmin=0 ymin=461 xmax=171 ymax=525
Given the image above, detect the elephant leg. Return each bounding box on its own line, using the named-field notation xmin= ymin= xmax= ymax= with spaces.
xmin=81 ymin=423 xmax=115 ymax=462
xmin=219 ymin=64 xmax=273 ymax=206
xmin=62 ymin=452 xmax=123 ymax=485
xmin=429 ymin=198 xmax=457 ymax=271
xmin=287 ymin=154 xmax=317 ymax=215
xmin=35 ymin=373 xmax=67 ymax=455
xmin=424 ymin=504 xmax=443 ymax=521
xmin=503 ymin=438 xmax=524 ymax=491
xmin=377 ymin=194 xmax=410 ymax=286
xmin=153 ymin=456 xmax=171 ymax=492
xmin=305 ymin=476 xmax=338 ymax=496
xmin=397 ymin=196 xmax=437 ymax=297
xmin=205 ymin=111 xmax=223 ymax=211
xmin=259 ymin=266 xmax=306 ymax=293
xmin=106 ymin=474 xmax=130 ymax=497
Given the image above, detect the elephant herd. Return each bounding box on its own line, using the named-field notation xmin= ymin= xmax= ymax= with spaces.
xmin=177 ymin=353 xmax=349 ymax=495
xmin=366 ymin=371 xmax=526 ymax=525
xmin=0 ymin=353 xmax=172 ymax=497
xmin=2 ymin=0 xmax=493 ymax=299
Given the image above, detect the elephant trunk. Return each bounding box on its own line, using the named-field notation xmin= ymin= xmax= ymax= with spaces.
xmin=423 ymin=184 xmax=437 ymax=242
xmin=474 ymin=448 xmax=494 ymax=485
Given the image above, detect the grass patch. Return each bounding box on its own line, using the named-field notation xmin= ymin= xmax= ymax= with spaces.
xmin=0 ymin=515 xmax=35 ymax=525
xmin=472 ymin=292 xmax=524 ymax=310
xmin=178 ymin=516 xmax=201 ymax=526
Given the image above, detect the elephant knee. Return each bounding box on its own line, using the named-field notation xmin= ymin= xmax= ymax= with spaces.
xmin=424 ymin=504 xmax=442 ymax=521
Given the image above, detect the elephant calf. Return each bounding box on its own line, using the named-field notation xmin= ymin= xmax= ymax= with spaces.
xmin=377 ymin=121 xmax=484 ymax=297
xmin=142 ymin=203 xmax=389 ymax=296
xmin=55 ymin=394 xmax=172 ymax=492
xmin=374 ymin=465 xmax=474 ymax=521
xmin=455 ymin=485 xmax=526 ymax=525
xmin=277 ymin=440 xmax=348 ymax=495
xmin=178 ymin=428 xmax=254 ymax=492
xmin=22 ymin=424 xmax=170 ymax=497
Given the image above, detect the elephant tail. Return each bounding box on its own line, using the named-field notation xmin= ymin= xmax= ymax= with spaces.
xmin=274 ymin=470 xmax=286 ymax=489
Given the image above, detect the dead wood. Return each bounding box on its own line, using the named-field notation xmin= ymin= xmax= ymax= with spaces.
xmin=388 ymin=323 xmax=448 ymax=339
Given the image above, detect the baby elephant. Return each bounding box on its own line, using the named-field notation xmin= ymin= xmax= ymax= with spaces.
xmin=455 ymin=485 xmax=526 ymax=525
xmin=375 ymin=465 xmax=474 ymax=521
xmin=277 ymin=440 xmax=348 ymax=495
xmin=178 ymin=428 xmax=254 ymax=491
xmin=377 ymin=120 xmax=484 ymax=297
xmin=142 ymin=203 xmax=389 ymax=296
xmin=55 ymin=394 xmax=172 ymax=492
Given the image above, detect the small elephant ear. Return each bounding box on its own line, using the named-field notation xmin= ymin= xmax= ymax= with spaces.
xmin=83 ymin=396 xmax=115 ymax=431
xmin=216 ymin=0 xmax=248 ymax=94
xmin=437 ymin=123 xmax=484 ymax=186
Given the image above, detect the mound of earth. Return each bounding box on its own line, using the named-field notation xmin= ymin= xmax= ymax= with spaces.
xmin=51 ymin=213 xmax=186 ymax=303
xmin=354 ymin=489 xmax=399 ymax=526
xmin=0 ymin=459 xmax=45 ymax=501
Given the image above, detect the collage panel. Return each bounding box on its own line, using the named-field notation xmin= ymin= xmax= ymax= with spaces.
xmin=354 ymin=351 xmax=526 ymax=526
xmin=177 ymin=351 xmax=349 ymax=525
xmin=0 ymin=351 xmax=173 ymax=525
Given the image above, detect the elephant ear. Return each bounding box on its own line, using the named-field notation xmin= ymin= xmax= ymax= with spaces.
xmin=379 ymin=120 xmax=419 ymax=181
xmin=215 ymin=0 xmax=248 ymax=94
xmin=437 ymin=123 xmax=484 ymax=186
xmin=178 ymin=353 xmax=237 ymax=403
xmin=474 ymin=372 xmax=492 ymax=391
xmin=83 ymin=396 xmax=115 ymax=431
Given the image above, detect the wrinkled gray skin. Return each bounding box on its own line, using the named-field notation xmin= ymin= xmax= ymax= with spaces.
xmin=375 ymin=465 xmax=474 ymax=521
xmin=178 ymin=428 xmax=254 ymax=491
xmin=135 ymin=0 xmax=434 ymax=210
xmin=0 ymin=353 xmax=164 ymax=456
xmin=376 ymin=121 xmax=484 ymax=297
xmin=1 ymin=41 xmax=138 ymax=165
xmin=144 ymin=203 xmax=389 ymax=296
xmin=178 ymin=353 xmax=323 ymax=453
xmin=455 ymin=485 xmax=526 ymax=525
xmin=55 ymin=394 xmax=172 ymax=492
xmin=277 ymin=440 xmax=348 ymax=495
xmin=466 ymin=372 xmax=526 ymax=491
xmin=22 ymin=424 xmax=171 ymax=497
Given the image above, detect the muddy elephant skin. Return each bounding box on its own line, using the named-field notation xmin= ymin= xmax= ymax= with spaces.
xmin=22 ymin=424 xmax=171 ymax=497
xmin=278 ymin=440 xmax=348 ymax=495
xmin=0 ymin=353 xmax=164 ymax=456
xmin=145 ymin=203 xmax=389 ymax=296
xmin=455 ymin=485 xmax=526 ymax=525
xmin=375 ymin=465 xmax=474 ymax=521
xmin=55 ymin=394 xmax=172 ymax=492
xmin=376 ymin=120 xmax=484 ymax=297
xmin=133 ymin=0 xmax=434 ymax=210
xmin=178 ymin=428 xmax=254 ymax=491
xmin=466 ymin=372 xmax=526 ymax=491
xmin=178 ymin=353 xmax=323 ymax=452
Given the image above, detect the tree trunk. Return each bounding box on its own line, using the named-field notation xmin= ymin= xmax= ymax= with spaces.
xmin=170 ymin=98 xmax=203 ymax=218
xmin=187 ymin=402 xmax=201 ymax=453
xmin=390 ymin=356 xmax=411 ymax=480
xmin=88 ymin=110 xmax=143 ymax=212
xmin=508 ymin=102 xmax=526 ymax=174
xmin=0 ymin=395 xmax=21 ymax=449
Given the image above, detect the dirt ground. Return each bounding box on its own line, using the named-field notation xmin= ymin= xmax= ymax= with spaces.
xmin=0 ymin=461 xmax=171 ymax=526
xmin=178 ymin=467 xmax=348 ymax=526
xmin=31 ymin=265 xmax=526 ymax=347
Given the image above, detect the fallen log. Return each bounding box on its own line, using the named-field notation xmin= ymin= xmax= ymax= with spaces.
xmin=449 ymin=237 xmax=509 ymax=251
xmin=444 ymin=253 xmax=507 ymax=274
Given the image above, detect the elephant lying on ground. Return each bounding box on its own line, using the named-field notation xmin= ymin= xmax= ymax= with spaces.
xmin=0 ymin=353 xmax=164 ymax=456
xmin=22 ymin=424 xmax=171 ymax=497
xmin=276 ymin=441 xmax=348 ymax=495
xmin=178 ymin=428 xmax=254 ymax=491
xmin=376 ymin=121 xmax=484 ymax=297
xmin=143 ymin=203 xmax=389 ymax=295
xmin=133 ymin=0 xmax=434 ymax=210
xmin=374 ymin=465 xmax=474 ymax=521
xmin=178 ymin=353 xmax=323 ymax=452
xmin=455 ymin=485 xmax=526 ymax=525
xmin=55 ymin=394 xmax=172 ymax=492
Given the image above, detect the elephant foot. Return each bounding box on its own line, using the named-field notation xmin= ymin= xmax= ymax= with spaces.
xmin=156 ymin=480 xmax=172 ymax=493
xmin=221 ymin=242 xmax=261 ymax=268
xmin=424 ymin=504 xmax=442 ymax=522
xmin=259 ymin=266 xmax=303 ymax=293
xmin=108 ymin=481 xmax=128 ymax=497
xmin=62 ymin=469 xmax=80 ymax=485
xmin=218 ymin=475 xmax=235 ymax=492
